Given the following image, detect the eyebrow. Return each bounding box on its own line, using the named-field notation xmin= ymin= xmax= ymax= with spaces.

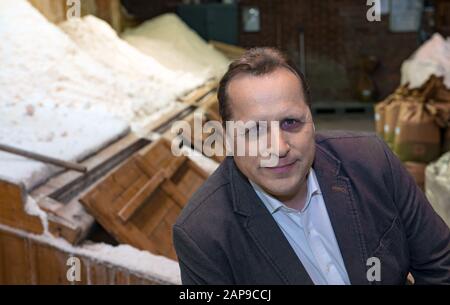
xmin=250 ymin=113 xmax=309 ymax=123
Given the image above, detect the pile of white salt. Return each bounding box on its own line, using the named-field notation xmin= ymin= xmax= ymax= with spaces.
xmin=122 ymin=13 xmax=230 ymax=81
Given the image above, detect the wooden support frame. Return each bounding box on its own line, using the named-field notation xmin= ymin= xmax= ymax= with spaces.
xmin=80 ymin=139 xmax=208 ymax=260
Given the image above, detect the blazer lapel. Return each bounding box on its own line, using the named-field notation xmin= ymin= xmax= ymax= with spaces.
xmin=227 ymin=158 xmax=314 ymax=285
xmin=313 ymin=145 xmax=370 ymax=285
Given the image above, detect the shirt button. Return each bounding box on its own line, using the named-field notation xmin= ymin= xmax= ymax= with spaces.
xmin=325 ymin=263 xmax=333 ymax=273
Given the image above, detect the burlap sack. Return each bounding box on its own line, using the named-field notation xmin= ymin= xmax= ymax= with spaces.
xmin=434 ymin=76 xmax=450 ymax=103
xmin=394 ymin=102 xmax=441 ymax=163
xmin=444 ymin=128 xmax=450 ymax=153
xmin=427 ymin=100 xmax=450 ymax=153
xmin=374 ymin=86 xmax=408 ymax=140
xmin=428 ymin=101 xmax=450 ymax=127
xmin=384 ymin=99 xmax=404 ymax=149
xmin=375 ymin=101 xmax=388 ymax=138
xmin=404 ymin=161 xmax=427 ymax=191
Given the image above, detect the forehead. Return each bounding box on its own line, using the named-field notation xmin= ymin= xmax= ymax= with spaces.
xmin=226 ymin=67 xmax=308 ymax=121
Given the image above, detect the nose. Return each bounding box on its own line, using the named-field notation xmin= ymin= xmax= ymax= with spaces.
xmin=271 ymin=129 xmax=290 ymax=158
xmin=278 ymin=132 xmax=290 ymax=158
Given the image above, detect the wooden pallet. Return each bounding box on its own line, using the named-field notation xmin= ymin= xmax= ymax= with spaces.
xmin=0 ymin=134 xmax=147 ymax=245
xmin=80 ymin=138 xmax=208 ymax=260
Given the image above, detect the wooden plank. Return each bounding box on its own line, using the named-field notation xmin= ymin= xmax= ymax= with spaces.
xmin=0 ymin=143 xmax=87 ymax=173
xmin=87 ymin=261 xmax=109 ymax=285
xmin=34 ymin=242 xmax=70 ymax=284
xmin=163 ymin=156 xmax=188 ymax=179
xmin=0 ymin=231 xmax=31 ymax=284
xmin=0 ymin=180 xmax=44 ymax=235
xmin=0 ymin=178 xmax=91 ymax=245
xmin=47 ymin=137 xmax=148 ymax=204
xmin=112 ymin=175 xmax=148 ymax=214
xmin=80 ymin=138 xmax=208 ymax=260
xmin=118 ymin=171 xmax=165 ymax=222
xmin=30 ymin=132 xmax=143 ymax=199
xmin=0 ymin=228 xmax=169 ymax=284
xmin=179 ymin=80 xmax=219 ymax=105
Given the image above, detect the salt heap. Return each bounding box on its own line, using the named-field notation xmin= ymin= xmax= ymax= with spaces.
xmin=0 ymin=100 xmax=129 ymax=190
xmin=401 ymin=33 xmax=450 ymax=89
xmin=122 ymin=13 xmax=230 ymax=81
xmin=0 ymin=0 xmax=132 ymax=189
xmin=0 ymin=0 xmax=201 ymax=132
xmin=59 ymin=15 xmax=204 ymax=102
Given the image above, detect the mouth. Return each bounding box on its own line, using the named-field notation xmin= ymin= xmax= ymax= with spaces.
xmin=264 ymin=160 xmax=298 ymax=174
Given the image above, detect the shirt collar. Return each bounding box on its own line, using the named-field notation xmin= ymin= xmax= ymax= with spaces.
xmin=250 ymin=168 xmax=321 ymax=214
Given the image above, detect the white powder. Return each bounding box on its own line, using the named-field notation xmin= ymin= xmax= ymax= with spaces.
xmin=59 ymin=15 xmax=205 ymax=103
xmin=0 ymin=222 xmax=181 ymax=284
xmin=24 ymin=195 xmax=51 ymax=237
xmin=0 ymin=100 xmax=129 ymax=190
xmin=1 ymin=0 xmax=199 ymax=188
xmin=122 ymin=13 xmax=230 ymax=81
xmin=401 ymin=33 xmax=450 ymax=89
xmin=0 ymin=0 xmax=200 ymax=132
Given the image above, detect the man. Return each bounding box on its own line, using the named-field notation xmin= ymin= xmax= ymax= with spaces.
xmin=172 ymin=47 xmax=450 ymax=285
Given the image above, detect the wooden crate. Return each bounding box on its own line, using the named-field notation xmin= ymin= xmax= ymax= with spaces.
xmin=24 ymin=133 xmax=150 ymax=244
xmin=0 ymin=179 xmax=178 ymax=285
xmin=0 ymin=79 xmax=218 ymax=284
xmin=80 ymin=139 xmax=208 ymax=261
xmin=0 ymin=228 xmax=172 ymax=285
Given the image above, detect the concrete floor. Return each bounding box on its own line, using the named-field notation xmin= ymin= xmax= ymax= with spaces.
xmin=314 ymin=114 xmax=375 ymax=133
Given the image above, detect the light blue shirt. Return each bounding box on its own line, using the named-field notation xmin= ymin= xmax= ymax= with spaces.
xmin=250 ymin=169 xmax=351 ymax=285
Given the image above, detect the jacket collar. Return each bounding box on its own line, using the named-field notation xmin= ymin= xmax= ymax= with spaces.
xmin=226 ymin=141 xmax=369 ymax=285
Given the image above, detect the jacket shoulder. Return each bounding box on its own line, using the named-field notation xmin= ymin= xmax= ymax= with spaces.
xmin=175 ymin=159 xmax=232 ymax=228
xmin=315 ymin=130 xmax=390 ymax=175
xmin=315 ymin=131 xmax=384 ymax=155
xmin=315 ymin=130 xmax=380 ymax=143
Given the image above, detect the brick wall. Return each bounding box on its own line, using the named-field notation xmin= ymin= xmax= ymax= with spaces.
xmin=238 ymin=0 xmax=420 ymax=102
xmin=120 ymin=0 xmax=446 ymax=102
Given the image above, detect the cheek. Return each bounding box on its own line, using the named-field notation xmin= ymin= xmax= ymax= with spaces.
xmin=233 ymin=155 xmax=259 ymax=175
xmin=290 ymin=133 xmax=315 ymax=155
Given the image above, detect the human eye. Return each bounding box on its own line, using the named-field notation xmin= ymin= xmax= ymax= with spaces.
xmin=280 ymin=118 xmax=302 ymax=131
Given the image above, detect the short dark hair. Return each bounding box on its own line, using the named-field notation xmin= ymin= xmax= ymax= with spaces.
xmin=217 ymin=47 xmax=311 ymax=122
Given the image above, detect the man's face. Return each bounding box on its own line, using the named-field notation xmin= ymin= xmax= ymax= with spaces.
xmin=226 ymin=67 xmax=315 ymax=201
